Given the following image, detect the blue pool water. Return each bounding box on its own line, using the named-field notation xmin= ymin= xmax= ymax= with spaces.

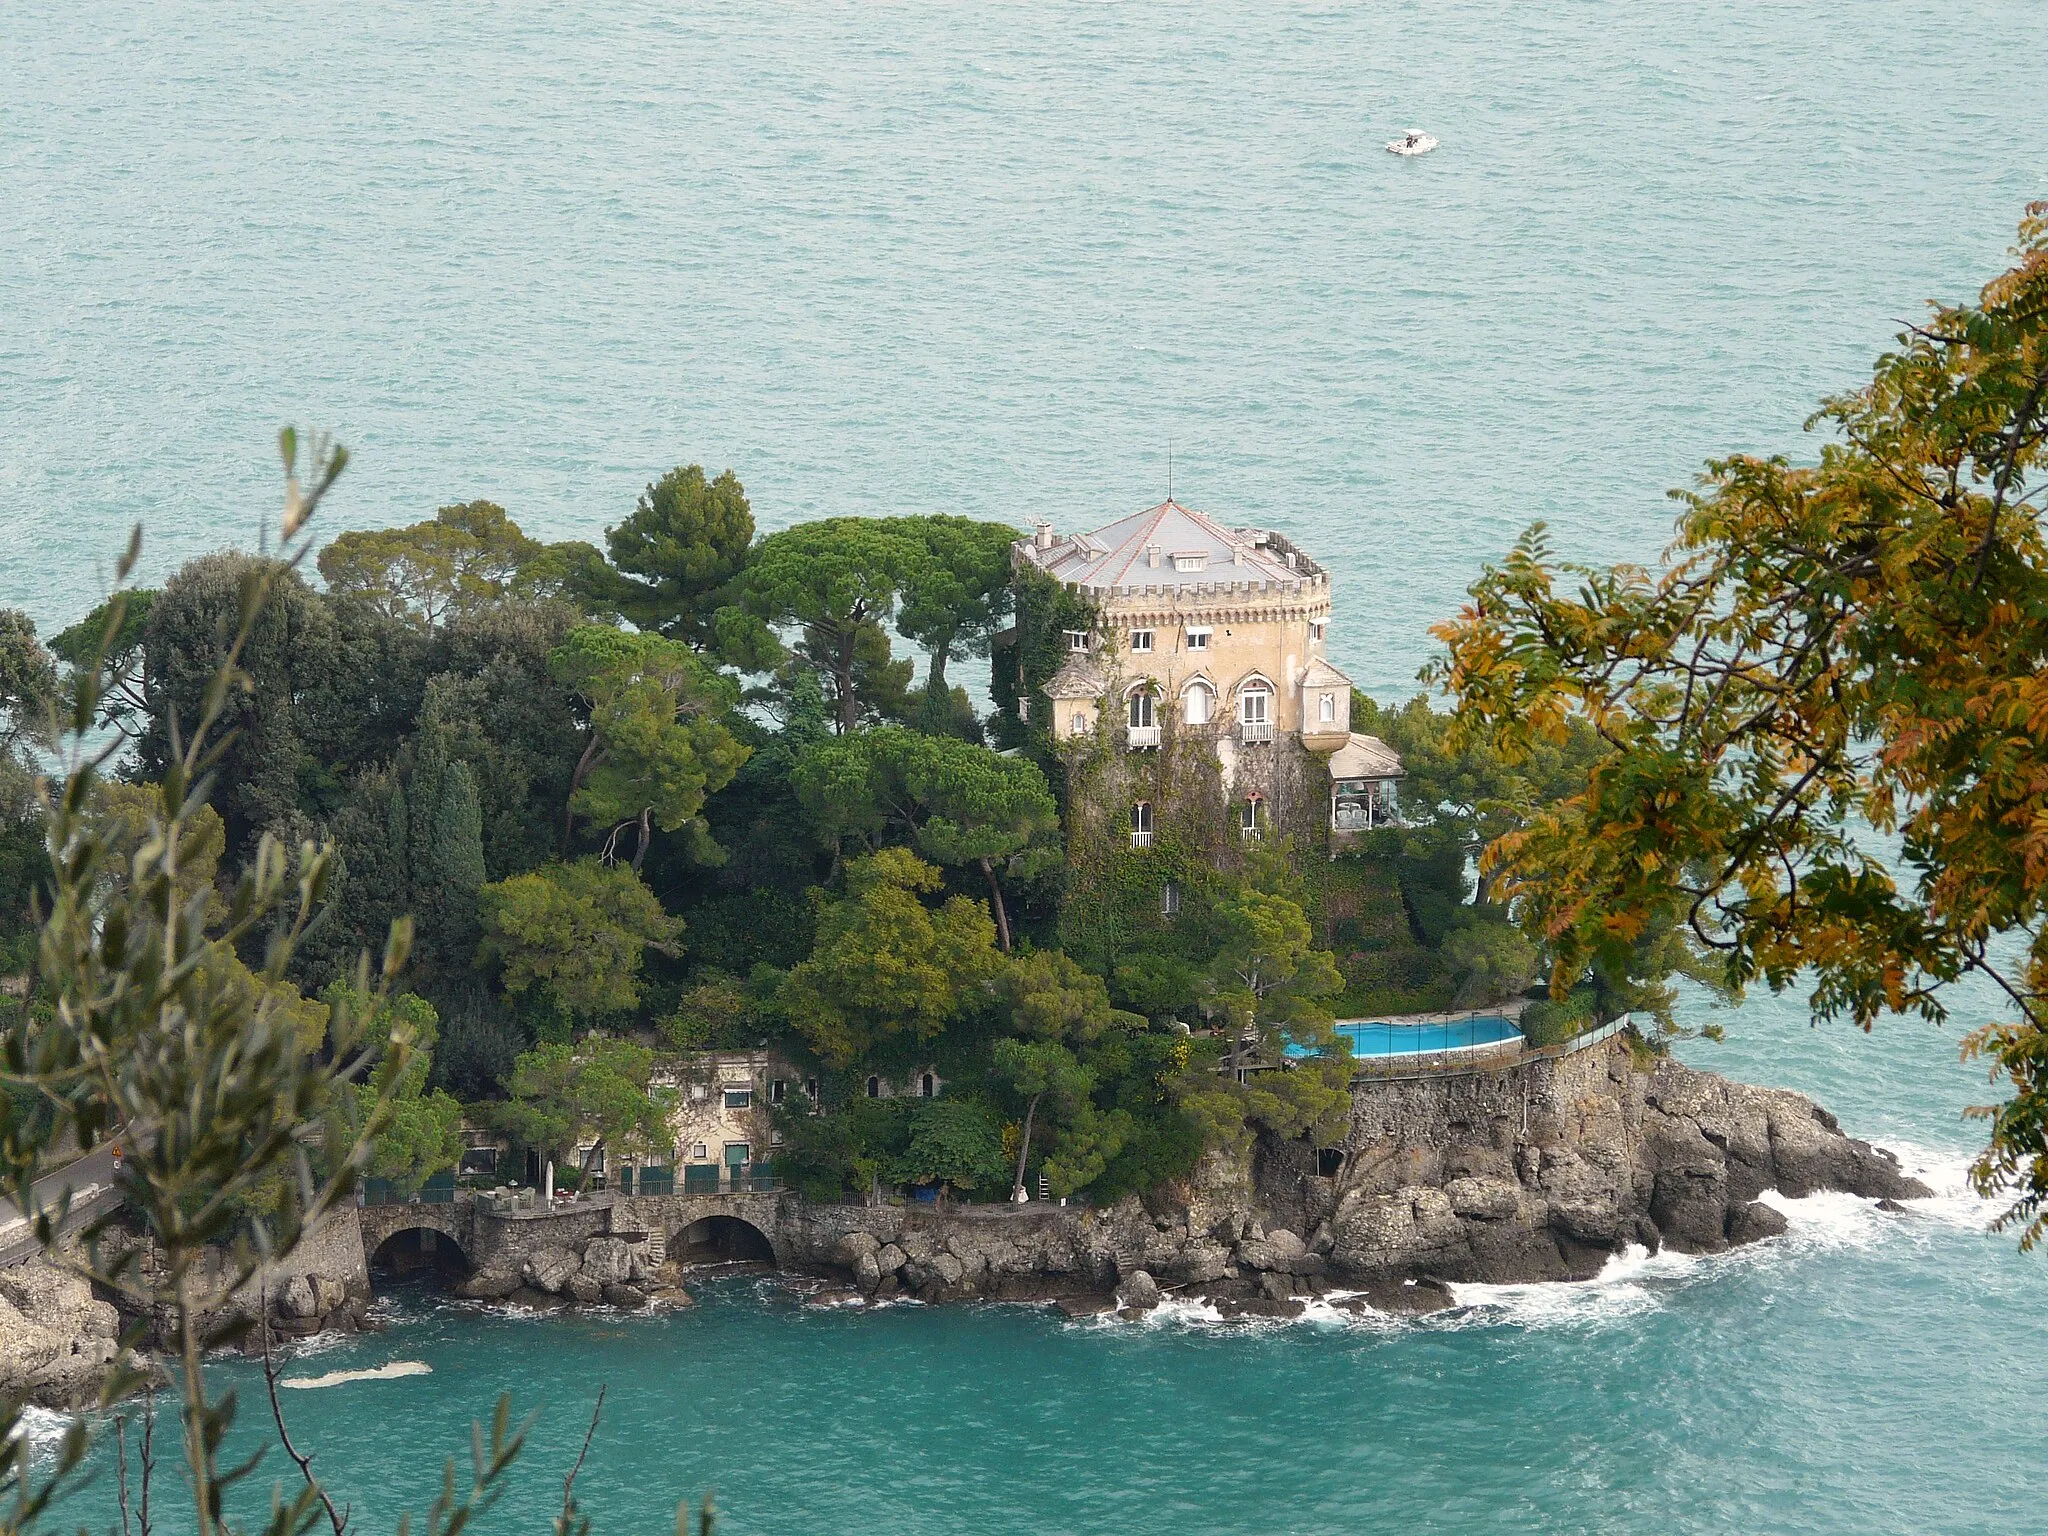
xmin=1289 ymin=1016 xmax=1524 ymax=1058
xmin=7 ymin=3 xmax=2048 ymax=1532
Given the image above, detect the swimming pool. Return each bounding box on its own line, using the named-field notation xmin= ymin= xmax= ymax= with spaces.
xmin=1285 ymin=1016 xmax=1524 ymax=1059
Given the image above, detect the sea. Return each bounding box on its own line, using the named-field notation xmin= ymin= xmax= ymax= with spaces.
xmin=4 ymin=3 xmax=2046 ymax=1532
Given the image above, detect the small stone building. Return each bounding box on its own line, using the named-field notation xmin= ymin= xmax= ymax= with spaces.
xmin=651 ymin=1053 xmax=946 ymax=1189
xmin=657 ymin=1050 xmax=796 ymax=1187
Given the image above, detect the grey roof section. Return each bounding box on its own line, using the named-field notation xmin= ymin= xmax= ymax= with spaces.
xmin=1329 ymin=733 xmax=1404 ymax=779
xmin=1019 ymin=501 xmax=1323 ymax=595
xmin=1299 ymin=656 xmax=1354 ymax=691
xmin=1044 ymin=654 xmax=1111 ymax=700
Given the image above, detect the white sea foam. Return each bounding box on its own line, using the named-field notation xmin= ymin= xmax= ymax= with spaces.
xmin=1087 ymin=1144 xmax=1986 ymax=1338
xmin=1445 ymin=1241 xmax=1702 ymax=1329
xmin=1753 ymin=1140 xmax=2001 ymax=1253
xmin=8 ymin=1406 xmax=76 ymax=1465
xmin=280 ymin=1360 xmax=431 ymax=1389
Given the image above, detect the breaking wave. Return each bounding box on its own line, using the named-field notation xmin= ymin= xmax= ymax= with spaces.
xmin=1077 ymin=1139 xmax=1997 ymax=1337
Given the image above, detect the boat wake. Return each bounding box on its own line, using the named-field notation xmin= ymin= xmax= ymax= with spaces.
xmin=280 ymin=1361 xmax=431 ymax=1389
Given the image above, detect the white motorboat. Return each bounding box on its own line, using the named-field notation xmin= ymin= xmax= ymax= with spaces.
xmin=1387 ymin=130 xmax=1438 ymax=157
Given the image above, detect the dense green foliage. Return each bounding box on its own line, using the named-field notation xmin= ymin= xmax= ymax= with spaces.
xmin=11 ymin=456 xmax=1607 ymax=1213
xmin=1433 ymin=206 xmax=2048 ymax=1242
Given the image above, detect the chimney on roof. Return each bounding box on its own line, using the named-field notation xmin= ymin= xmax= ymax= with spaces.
xmin=1034 ymin=522 xmax=1053 ymax=551
xmin=1232 ymin=544 xmax=1245 ymax=566
xmin=1146 ymin=545 xmax=1161 ymax=568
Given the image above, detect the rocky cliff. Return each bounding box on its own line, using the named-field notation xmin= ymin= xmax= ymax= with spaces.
xmin=0 ymin=1258 xmax=120 ymax=1408
xmin=0 ymin=1038 xmax=1937 ymax=1385
xmin=780 ymin=1038 xmax=1932 ymax=1315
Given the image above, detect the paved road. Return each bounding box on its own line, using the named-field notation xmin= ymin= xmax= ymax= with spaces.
xmin=0 ymin=1141 xmax=123 ymax=1268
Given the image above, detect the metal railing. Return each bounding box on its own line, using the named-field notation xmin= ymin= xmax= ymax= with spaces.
xmin=363 ymin=1172 xmax=456 ymax=1207
xmin=680 ymin=1165 xmax=780 ymax=1195
xmin=629 ymin=1166 xmax=675 ymax=1196
xmin=1348 ymin=1013 xmax=1634 ymax=1083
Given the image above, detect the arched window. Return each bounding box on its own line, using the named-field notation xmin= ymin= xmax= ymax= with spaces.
xmin=1238 ymin=681 xmax=1273 ymax=742
xmin=920 ymin=1072 xmax=935 ymax=1098
xmin=1319 ymin=691 xmax=1336 ymax=723
xmin=1240 ymin=795 xmax=1264 ymax=839
xmin=1182 ymin=680 xmax=1214 ymax=726
xmin=1126 ymin=686 xmax=1160 ymax=747
xmin=866 ymin=1075 xmax=881 ymax=1099
xmin=1131 ymin=801 xmax=1153 ymax=848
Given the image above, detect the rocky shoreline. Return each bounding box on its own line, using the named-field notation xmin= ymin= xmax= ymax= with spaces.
xmin=772 ymin=1039 xmax=1931 ymax=1320
xmin=0 ymin=1039 xmax=1935 ymax=1403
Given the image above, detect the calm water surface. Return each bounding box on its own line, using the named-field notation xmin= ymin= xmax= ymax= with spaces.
xmin=6 ymin=3 xmax=2047 ymax=1531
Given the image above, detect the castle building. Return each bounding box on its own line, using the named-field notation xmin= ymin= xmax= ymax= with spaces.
xmin=1014 ymin=500 xmax=1402 ymax=849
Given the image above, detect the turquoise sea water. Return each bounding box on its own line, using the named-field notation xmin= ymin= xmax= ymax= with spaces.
xmin=6 ymin=3 xmax=2048 ymax=1531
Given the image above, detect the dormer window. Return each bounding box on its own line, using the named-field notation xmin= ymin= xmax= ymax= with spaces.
xmin=1129 ymin=629 xmax=1154 ymax=653
xmin=1064 ymin=630 xmax=1089 ymax=653
xmin=1171 ymin=551 xmax=1210 ymax=573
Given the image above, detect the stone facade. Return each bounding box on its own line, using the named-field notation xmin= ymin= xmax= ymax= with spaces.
xmin=1015 ymin=500 xmax=1402 ymax=854
xmin=655 ymin=1049 xmax=790 ymax=1183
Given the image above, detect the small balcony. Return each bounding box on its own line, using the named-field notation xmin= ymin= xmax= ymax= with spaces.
xmin=1238 ymin=720 xmax=1274 ymax=745
xmin=1130 ymin=830 xmax=1154 ymax=849
xmin=1127 ymin=724 xmax=1162 ymax=749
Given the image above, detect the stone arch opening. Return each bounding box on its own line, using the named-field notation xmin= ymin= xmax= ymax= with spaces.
xmin=674 ymin=1215 xmax=776 ymax=1265
xmin=369 ymin=1226 xmax=473 ymax=1287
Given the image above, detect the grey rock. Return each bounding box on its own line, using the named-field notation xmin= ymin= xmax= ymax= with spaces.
xmin=522 ymin=1246 xmax=581 ymax=1295
xmin=1444 ymin=1177 xmax=1521 ymax=1221
xmin=581 ymin=1237 xmax=634 ymax=1286
xmin=564 ymin=1273 xmax=602 ymax=1305
xmin=600 ymin=1283 xmax=647 ymax=1307
xmin=853 ymin=1250 xmax=882 ymax=1290
xmin=834 ymin=1231 xmax=880 ymax=1267
xmin=1167 ymin=1239 xmax=1233 ymax=1285
xmin=279 ymin=1275 xmax=319 ymax=1319
xmin=1120 ymin=1270 xmax=1161 ymax=1310
xmin=311 ymin=1274 xmax=348 ymax=1315
xmin=455 ymin=1271 xmax=521 ymax=1301
xmin=0 ymin=1262 xmax=120 ymax=1408
xmin=875 ymin=1243 xmax=908 ymax=1275
xmin=1726 ymin=1200 xmax=1790 ymax=1246
xmin=1273 ymin=1230 xmax=1310 ymax=1266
